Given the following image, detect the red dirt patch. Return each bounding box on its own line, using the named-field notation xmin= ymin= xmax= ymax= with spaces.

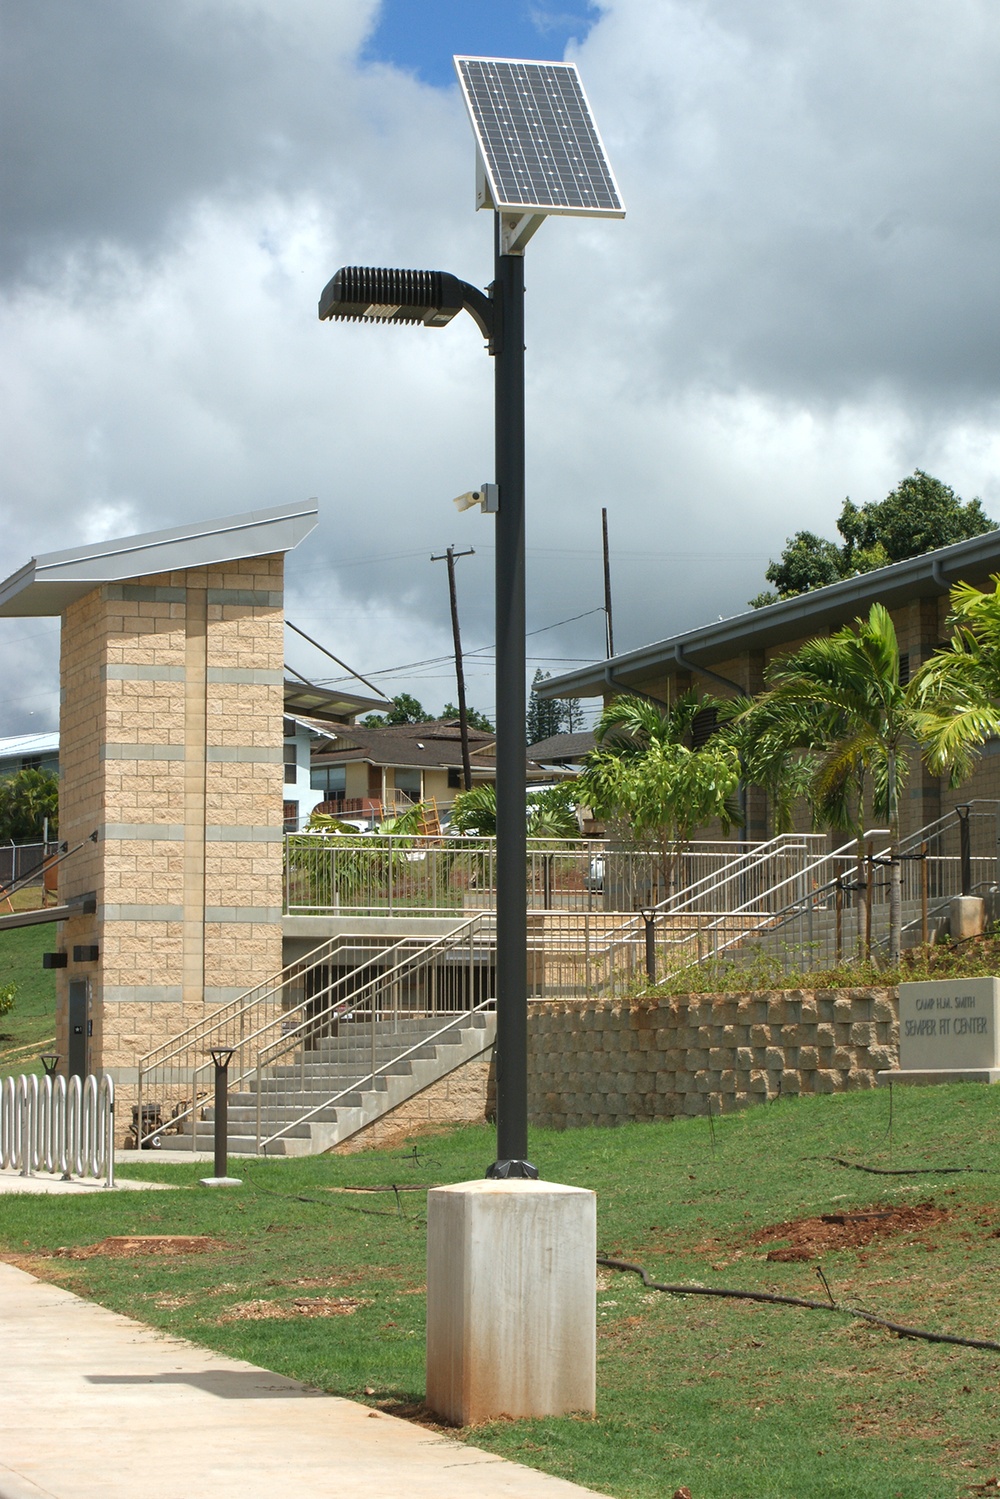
xmin=749 ymin=1203 xmax=948 ymax=1262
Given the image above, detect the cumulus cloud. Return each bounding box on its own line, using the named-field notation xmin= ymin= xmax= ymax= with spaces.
xmin=2 ymin=0 xmax=999 ymax=733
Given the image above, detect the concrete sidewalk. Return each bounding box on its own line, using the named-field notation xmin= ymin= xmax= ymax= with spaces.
xmin=0 ymin=1263 xmax=612 ymax=1499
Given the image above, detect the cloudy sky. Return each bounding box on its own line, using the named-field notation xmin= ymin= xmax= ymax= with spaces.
xmin=3 ymin=0 xmax=1000 ymax=734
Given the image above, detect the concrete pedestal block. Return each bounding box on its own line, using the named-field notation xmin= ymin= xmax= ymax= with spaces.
xmin=950 ymin=895 xmax=986 ymax=942
xmin=425 ymin=1179 xmax=596 ymax=1426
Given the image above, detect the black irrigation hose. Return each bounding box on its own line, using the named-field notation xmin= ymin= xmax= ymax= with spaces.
xmin=597 ymin=1255 xmax=1000 ymax=1354
xmin=822 ymin=1156 xmax=994 ymax=1177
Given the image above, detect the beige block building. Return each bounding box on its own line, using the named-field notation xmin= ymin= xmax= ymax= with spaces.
xmin=0 ymin=502 xmax=317 ymax=1085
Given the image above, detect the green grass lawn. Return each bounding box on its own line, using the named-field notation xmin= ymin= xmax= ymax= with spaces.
xmin=3 ymin=1087 xmax=1000 ymax=1496
xmin=0 ymin=921 xmax=56 ymax=1077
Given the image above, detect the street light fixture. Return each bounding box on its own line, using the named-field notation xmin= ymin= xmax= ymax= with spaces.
xmin=319 ymin=56 xmax=623 ymax=1184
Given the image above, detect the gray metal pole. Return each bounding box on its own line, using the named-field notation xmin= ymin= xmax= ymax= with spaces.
xmin=213 ymin=1059 xmax=229 ymax=1180
xmin=488 ymin=222 xmax=535 ymax=1179
xmin=602 ymin=507 xmax=614 ymax=659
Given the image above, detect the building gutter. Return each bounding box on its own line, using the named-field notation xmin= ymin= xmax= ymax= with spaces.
xmin=540 ymin=526 xmax=1000 ymax=702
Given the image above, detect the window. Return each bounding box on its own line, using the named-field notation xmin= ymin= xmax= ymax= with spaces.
xmin=283 ymin=800 xmax=299 ymax=831
xmin=898 ymin=653 xmax=910 ymax=685
xmin=311 ymin=765 xmax=346 ymax=796
xmin=448 ymin=767 xmax=462 ymax=789
xmin=20 ymin=755 xmax=42 ymax=771
xmin=394 ymin=767 xmax=422 ymax=800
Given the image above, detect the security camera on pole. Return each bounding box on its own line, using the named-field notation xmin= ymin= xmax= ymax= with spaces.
xmin=318 ymin=54 xmax=624 ymax=1424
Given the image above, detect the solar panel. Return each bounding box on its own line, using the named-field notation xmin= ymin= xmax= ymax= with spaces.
xmin=454 ymin=56 xmax=624 ymax=219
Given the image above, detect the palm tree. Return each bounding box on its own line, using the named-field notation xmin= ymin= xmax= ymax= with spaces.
xmin=742 ymin=603 xmax=934 ymax=962
xmin=910 ymin=577 xmax=1000 ymax=779
xmin=449 ymin=782 xmax=580 ymax=839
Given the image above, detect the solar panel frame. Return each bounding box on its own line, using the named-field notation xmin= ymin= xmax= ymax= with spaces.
xmin=454 ymin=56 xmax=625 ymax=220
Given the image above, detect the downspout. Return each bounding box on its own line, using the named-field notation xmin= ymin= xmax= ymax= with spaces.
xmin=672 ymin=645 xmax=748 ymax=847
xmin=602 ymin=660 xmax=664 ymax=707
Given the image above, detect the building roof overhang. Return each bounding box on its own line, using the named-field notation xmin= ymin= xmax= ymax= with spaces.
xmin=282 ymin=681 xmax=386 ymax=721
xmin=539 ymin=527 xmax=1000 ymax=700
xmin=0 ymin=501 xmax=319 ymax=617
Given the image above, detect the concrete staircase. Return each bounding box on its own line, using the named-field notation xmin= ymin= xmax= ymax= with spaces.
xmin=182 ymin=1009 xmax=496 ymax=1156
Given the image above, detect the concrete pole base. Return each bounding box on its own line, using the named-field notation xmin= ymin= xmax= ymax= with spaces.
xmin=425 ymin=1178 xmax=596 ymax=1425
xmin=198 ymin=1176 xmax=243 ymax=1187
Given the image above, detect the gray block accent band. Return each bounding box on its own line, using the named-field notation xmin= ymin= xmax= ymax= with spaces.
xmin=102 ymin=664 xmax=186 ymax=682
xmin=102 ymin=985 xmax=184 ymax=1003
xmin=103 ymin=824 xmax=186 ymax=841
xmin=205 ymin=906 xmax=283 ymax=924
xmin=204 ymin=986 xmax=253 ymax=1004
xmin=206 ymin=667 xmax=284 ymax=685
xmin=206 ymin=588 xmax=282 ymax=607
xmin=101 ymin=744 xmax=186 ymax=761
xmin=103 ymin=584 xmax=187 ymax=603
xmin=102 ymin=904 xmax=185 ymax=921
xmin=205 ymin=825 xmax=282 ymax=842
xmin=205 ymin=745 xmax=283 ymax=763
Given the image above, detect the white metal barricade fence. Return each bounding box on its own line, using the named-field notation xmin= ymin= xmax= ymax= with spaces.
xmin=0 ymin=1073 xmax=115 ymax=1187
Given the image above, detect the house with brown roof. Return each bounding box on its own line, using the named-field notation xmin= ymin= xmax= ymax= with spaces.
xmin=309 ymin=718 xmax=499 ymax=823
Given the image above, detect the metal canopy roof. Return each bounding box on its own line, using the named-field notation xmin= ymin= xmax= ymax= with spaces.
xmin=455 ymin=56 xmax=624 ymax=220
xmin=282 ymin=680 xmax=386 ymax=722
xmin=0 ymin=501 xmax=318 ymax=617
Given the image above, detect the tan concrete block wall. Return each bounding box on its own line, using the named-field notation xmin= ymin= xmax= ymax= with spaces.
xmin=527 ymin=988 xmax=900 ymax=1128
xmin=56 ymin=553 xmax=286 ymax=1082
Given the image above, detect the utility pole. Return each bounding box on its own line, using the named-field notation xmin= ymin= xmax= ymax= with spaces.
xmin=431 ymin=544 xmax=475 ymax=790
xmin=602 ymin=507 xmax=614 ymax=658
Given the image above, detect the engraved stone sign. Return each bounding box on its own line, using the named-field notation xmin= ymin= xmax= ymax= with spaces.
xmin=893 ymin=977 xmax=1000 ymax=1080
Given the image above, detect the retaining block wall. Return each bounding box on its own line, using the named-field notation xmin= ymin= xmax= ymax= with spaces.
xmin=527 ymin=989 xmax=899 ymax=1129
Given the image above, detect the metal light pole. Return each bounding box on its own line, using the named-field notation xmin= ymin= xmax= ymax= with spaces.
xmin=488 ymin=227 xmax=534 ymax=1177
xmin=319 ymin=57 xmax=622 ymax=1184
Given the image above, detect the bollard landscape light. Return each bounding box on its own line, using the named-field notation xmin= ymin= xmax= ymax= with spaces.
xmin=320 ymin=56 xmax=623 ymax=1185
xmin=40 ymin=1053 xmax=60 ymax=1078
xmin=641 ymin=909 xmax=657 ymax=986
xmin=199 ymin=1045 xmax=242 ymax=1188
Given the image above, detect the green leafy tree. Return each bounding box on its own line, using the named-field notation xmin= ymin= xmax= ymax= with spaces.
xmin=839 ymin=472 xmax=995 ymax=569
xmin=763 ymin=531 xmax=844 ymax=599
xmin=441 ymin=702 xmax=494 ymax=732
xmin=362 ymin=693 xmax=432 ymax=727
xmin=751 ymin=471 xmax=995 ymax=608
xmin=526 ymin=670 xmax=563 ymax=745
xmin=0 ymin=768 xmax=59 ymax=842
xmin=0 ymin=982 xmax=16 ymax=1020
xmin=576 ymin=692 xmax=741 ymax=896
xmin=743 ymin=604 xmax=937 ymax=961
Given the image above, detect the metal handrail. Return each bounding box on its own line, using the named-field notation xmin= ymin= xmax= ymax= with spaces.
xmin=137 ymin=913 xmax=495 ymax=1149
xmin=256 ymin=997 xmax=496 ymax=1152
